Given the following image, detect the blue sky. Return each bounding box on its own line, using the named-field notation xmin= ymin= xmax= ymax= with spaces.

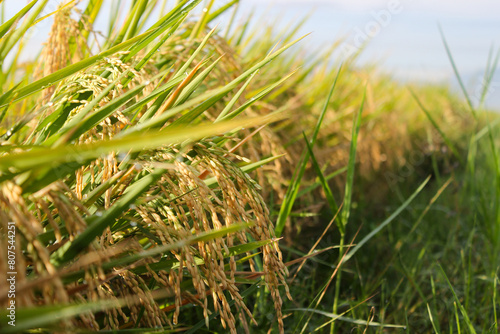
xmin=236 ymin=0 xmax=500 ymax=108
xmin=239 ymin=0 xmax=500 ymax=76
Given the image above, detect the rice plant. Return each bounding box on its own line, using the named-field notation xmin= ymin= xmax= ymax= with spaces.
xmin=0 ymin=1 xmax=295 ymax=332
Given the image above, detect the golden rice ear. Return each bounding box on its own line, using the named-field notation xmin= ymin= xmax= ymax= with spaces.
xmin=35 ymin=3 xmax=84 ymax=104
xmin=111 ymin=142 xmax=290 ymax=333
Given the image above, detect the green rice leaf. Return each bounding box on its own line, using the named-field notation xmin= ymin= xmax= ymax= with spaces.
xmin=0 ymin=115 xmax=278 ymax=173
xmin=302 ymin=132 xmax=339 ymax=214
xmin=340 ymin=86 xmax=364 ymax=230
xmin=0 ymin=0 xmax=37 ymax=40
xmin=275 ymin=65 xmax=341 ymax=237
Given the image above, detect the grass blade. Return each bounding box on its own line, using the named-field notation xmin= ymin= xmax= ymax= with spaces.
xmin=410 ymin=88 xmax=464 ymax=164
xmin=292 ymin=308 xmax=406 ymax=329
xmin=439 ymin=25 xmax=476 ymax=117
xmin=302 ymin=132 xmax=339 ymax=214
xmin=343 ymin=175 xmax=431 ymax=263
xmin=275 ymin=65 xmax=342 ymax=237
xmin=438 ymin=264 xmax=477 ymax=334
xmin=340 ymin=87 xmax=364 ymax=230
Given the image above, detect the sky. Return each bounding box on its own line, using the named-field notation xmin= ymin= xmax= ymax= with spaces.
xmin=235 ymin=0 xmax=500 ymax=108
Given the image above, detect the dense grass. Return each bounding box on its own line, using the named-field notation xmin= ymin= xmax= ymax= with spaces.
xmin=0 ymin=1 xmax=499 ymax=333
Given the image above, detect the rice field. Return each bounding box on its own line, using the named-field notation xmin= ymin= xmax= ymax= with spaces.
xmin=0 ymin=1 xmax=498 ymax=333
